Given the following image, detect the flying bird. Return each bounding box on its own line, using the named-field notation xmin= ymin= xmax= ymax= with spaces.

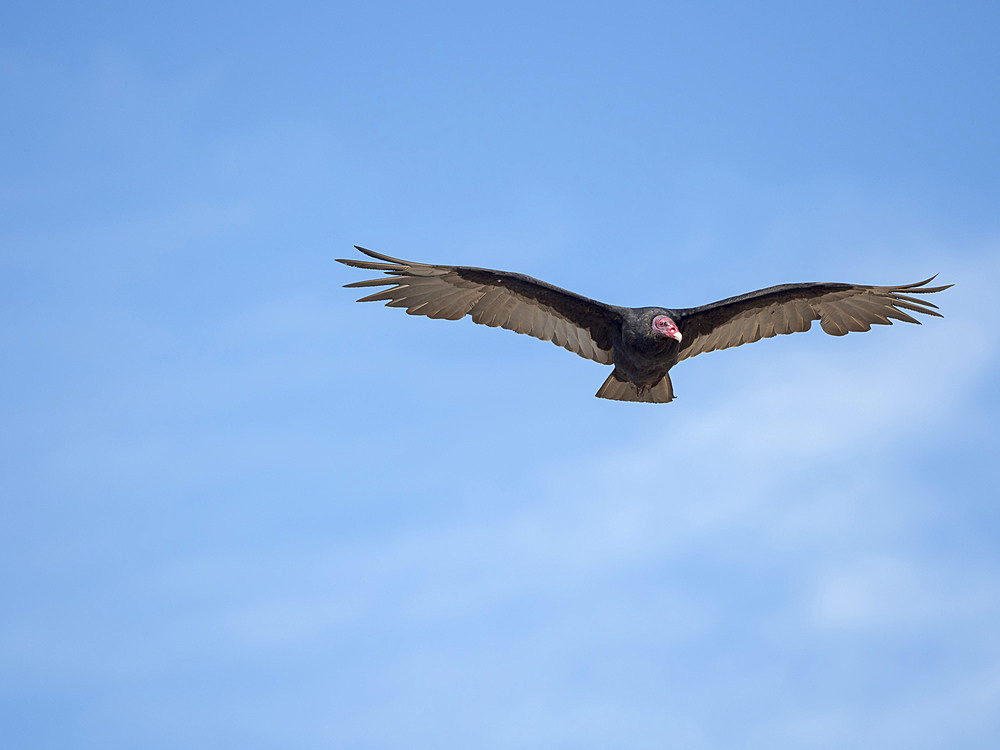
xmin=338 ymin=246 xmax=951 ymax=403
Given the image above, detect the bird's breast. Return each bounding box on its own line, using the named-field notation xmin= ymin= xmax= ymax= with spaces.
xmin=613 ymin=335 xmax=678 ymax=385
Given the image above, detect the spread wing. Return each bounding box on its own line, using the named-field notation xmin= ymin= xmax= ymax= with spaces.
xmin=675 ymin=277 xmax=952 ymax=362
xmin=337 ymin=247 xmax=620 ymax=364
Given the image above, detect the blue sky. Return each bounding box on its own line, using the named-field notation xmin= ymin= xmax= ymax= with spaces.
xmin=2 ymin=2 xmax=999 ymax=748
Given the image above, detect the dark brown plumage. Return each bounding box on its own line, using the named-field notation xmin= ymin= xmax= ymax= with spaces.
xmin=337 ymin=246 xmax=952 ymax=403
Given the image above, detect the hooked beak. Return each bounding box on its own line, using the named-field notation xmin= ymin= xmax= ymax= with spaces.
xmin=671 ymin=329 xmax=683 ymax=343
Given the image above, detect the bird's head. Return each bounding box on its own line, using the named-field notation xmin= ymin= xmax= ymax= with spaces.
xmin=652 ymin=314 xmax=682 ymax=342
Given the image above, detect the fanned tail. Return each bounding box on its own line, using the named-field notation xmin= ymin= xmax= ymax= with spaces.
xmin=595 ymin=372 xmax=674 ymax=403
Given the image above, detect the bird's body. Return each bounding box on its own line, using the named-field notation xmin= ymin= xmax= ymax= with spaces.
xmin=616 ymin=308 xmax=682 ymax=380
xmin=337 ymin=247 xmax=951 ymax=403
xmin=599 ymin=307 xmax=681 ymax=399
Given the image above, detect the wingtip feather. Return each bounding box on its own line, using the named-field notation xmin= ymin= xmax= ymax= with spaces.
xmin=353 ymin=246 xmax=411 ymax=264
xmin=337 ymin=258 xmax=403 ymax=271
xmin=897 ymin=275 xmax=938 ymax=289
xmin=343 ymin=277 xmax=401 ymax=288
xmin=894 ymin=275 xmax=953 ymax=294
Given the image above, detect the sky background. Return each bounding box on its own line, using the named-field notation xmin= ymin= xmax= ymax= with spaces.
xmin=3 ymin=2 xmax=1000 ymax=748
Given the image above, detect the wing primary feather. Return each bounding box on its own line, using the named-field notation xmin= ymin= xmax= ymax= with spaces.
xmin=353 ymin=246 xmax=413 ymax=265
xmin=344 ymin=276 xmax=406 ymax=288
xmin=357 ymin=288 xmax=406 ymax=303
xmin=400 ymin=291 xmax=458 ymax=313
xmin=891 ymin=293 xmax=940 ymax=309
xmin=336 ymin=258 xmax=404 ymax=271
xmin=890 ymin=275 xmax=938 ymax=290
xmin=906 ymin=284 xmax=953 ymax=294
xmin=882 ymin=308 xmax=920 ymax=324
xmin=889 ymin=298 xmax=944 ymax=317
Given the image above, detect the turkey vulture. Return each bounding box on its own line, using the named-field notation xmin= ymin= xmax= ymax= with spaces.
xmin=338 ymin=246 xmax=951 ymax=403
